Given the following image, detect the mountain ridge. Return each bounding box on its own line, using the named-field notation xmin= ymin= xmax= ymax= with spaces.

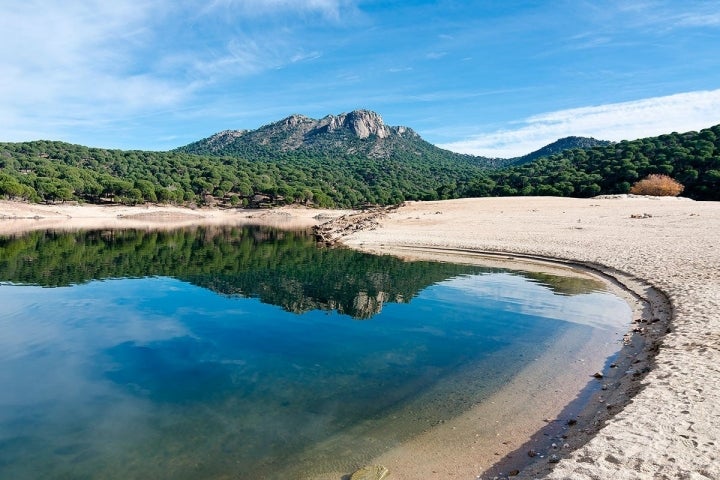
xmin=511 ymin=136 xmax=612 ymax=165
xmin=180 ymin=109 xmax=416 ymax=152
xmin=176 ymin=109 xmax=501 ymax=167
xmin=176 ymin=109 xmax=611 ymax=169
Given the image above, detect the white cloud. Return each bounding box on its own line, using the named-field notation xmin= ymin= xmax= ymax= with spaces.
xmin=439 ymin=89 xmax=720 ymax=158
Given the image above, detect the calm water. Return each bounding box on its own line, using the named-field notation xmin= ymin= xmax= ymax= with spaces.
xmin=0 ymin=227 xmax=631 ymax=479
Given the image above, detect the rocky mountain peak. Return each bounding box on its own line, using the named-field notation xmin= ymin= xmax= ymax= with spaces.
xmin=346 ymin=110 xmax=390 ymax=139
xmin=319 ymin=109 xmax=392 ymax=139
xmin=178 ymin=109 xmax=424 ymax=158
xmin=281 ymin=114 xmax=312 ymax=127
xmin=200 ymin=129 xmax=248 ymax=152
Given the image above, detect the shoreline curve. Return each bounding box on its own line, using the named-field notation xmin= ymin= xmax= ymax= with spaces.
xmin=332 ymin=196 xmax=719 ymax=480
xmin=341 ymin=245 xmax=670 ymax=479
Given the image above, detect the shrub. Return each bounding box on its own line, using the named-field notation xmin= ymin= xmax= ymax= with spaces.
xmin=629 ymin=174 xmax=684 ymax=196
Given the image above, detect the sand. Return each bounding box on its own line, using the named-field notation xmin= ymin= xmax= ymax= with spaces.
xmin=334 ymin=196 xmax=720 ymax=480
xmin=0 ymin=200 xmax=351 ymax=234
xmin=1 ymin=196 xmax=718 ymax=479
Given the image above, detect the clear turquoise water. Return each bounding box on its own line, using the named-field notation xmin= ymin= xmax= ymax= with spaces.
xmin=0 ymin=227 xmax=630 ymax=479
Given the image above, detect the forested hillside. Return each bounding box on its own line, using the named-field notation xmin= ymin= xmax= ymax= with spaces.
xmin=0 ymin=140 xmax=485 ymax=207
xmin=489 ymin=125 xmax=720 ymax=199
xmin=0 ymin=124 xmax=718 ymax=206
xmin=509 ymin=136 xmax=611 ymax=166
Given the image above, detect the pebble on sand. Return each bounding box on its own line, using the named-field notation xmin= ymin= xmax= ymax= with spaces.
xmin=350 ymin=465 xmax=390 ymax=480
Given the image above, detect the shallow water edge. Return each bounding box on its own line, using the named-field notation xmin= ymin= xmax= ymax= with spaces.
xmin=339 ymin=244 xmax=671 ymax=480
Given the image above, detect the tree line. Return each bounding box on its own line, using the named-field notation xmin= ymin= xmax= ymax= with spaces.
xmin=1 ymin=124 xmax=718 ymax=206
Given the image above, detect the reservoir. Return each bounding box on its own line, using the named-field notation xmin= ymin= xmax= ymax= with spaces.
xmin=0 ymin=226 xmax=630 ymax=479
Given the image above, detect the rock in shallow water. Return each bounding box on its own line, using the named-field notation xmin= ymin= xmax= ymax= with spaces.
xmin=350 ymin=464 xmax=389 ymax=480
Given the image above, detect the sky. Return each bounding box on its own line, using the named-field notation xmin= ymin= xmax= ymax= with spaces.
xmin=2 ymin=0 xmax=720 ymax=158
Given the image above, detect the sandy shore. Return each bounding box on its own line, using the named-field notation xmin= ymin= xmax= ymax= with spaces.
xmin=0 ymin=200 xmax=350 ymax=234
xmin=334 ymin=196 xmax=719 ymax=479
xmin=1 ymin=196 xmax=718 ymax=479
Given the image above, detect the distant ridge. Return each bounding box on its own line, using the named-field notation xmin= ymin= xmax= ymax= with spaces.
xmin=511 ymin=136 xmax=612 ymax=165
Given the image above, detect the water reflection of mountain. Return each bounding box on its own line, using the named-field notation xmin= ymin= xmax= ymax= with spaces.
xmin=0 ymin=226 xmax=603 ymax=319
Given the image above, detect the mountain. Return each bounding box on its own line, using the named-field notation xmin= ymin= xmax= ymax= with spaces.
xmin=177 ymin=109 xmax=613 ymax=170
xmin=176 ymin=109 xmax=500 ymax=167
xmin=510 ymin=136 xmax=612 ymax=166
xmin=184 ymin=110 xmax=411 ymax=154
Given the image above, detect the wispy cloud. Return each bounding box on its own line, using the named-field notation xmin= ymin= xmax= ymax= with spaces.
xmin=202 ymin=0 xmax=354 ymax=21
xmin=188 ymin=37 xmax=289 ymax=78
xmin=0 ymin=1 xmax=191 ymax=139
xmin=426 ymin=51 xmax=447 ymax=59
xmin=616 ymin=1 xmax=720 ymax=31
xmin=0 ymin=0 xmax=354 ymax=144
xmin=388 ymin=66 xmax=413 ymax=73
xmin=676 ymin=12 xmax=720 ymax=27
xmin=291 ymin=51 xmax=323 ymax=63
xmin=439 ymin=89 xmax=720 ymax=158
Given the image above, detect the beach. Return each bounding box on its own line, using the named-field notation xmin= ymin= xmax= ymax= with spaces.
xmin=1 ymin=196 xmax=718 ymax=479
xmin=334 ymin=196 xmax=719 ymax=479
xmin=0 ymin=201 xmax=351 ymax=234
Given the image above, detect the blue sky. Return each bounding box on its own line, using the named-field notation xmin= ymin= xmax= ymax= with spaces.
xmin=2 ymin=0 xmax=720 ymax=157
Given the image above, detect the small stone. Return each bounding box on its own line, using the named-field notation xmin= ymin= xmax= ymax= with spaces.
xmin=549 ymin=454 xmax=560 ymax=464
xmin=350 ymin=465 xmax=389 ymax=480
xmin=508 ymin=469 xmax=520 ymax=476
xmin=527 ymin=449 xmax=538 ymax=457
xmin=592 ymin=372 xmax=603 ymax=379
xmin=566 ymin=418 xmax=577 ymax=426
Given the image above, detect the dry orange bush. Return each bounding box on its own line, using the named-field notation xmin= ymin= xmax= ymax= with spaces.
xmin=629 ymin=174 xmax=685 ymax=196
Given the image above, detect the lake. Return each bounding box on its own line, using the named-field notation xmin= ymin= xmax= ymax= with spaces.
xmin=0 ymin=226 xmax=631 ymax=479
